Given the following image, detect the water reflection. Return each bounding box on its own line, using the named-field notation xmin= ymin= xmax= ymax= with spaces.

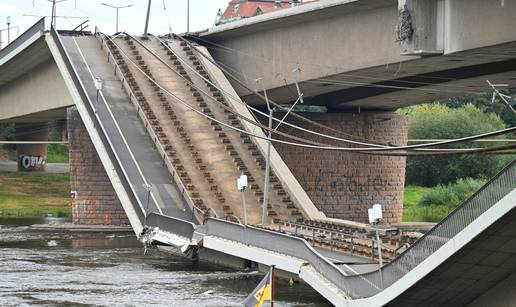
xmin=0 ymin=218 xmax=330 ymax=306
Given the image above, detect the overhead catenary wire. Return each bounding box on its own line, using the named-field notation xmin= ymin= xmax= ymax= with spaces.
xmin=177 ymin=34 xmax=509 ymax=152
xmin=152 ymin=34 xmax=516 ymax=152
xmin=131 ymin=33 xmax=516 ymax=153
xmin=153 ymin=34 xmax=393 ymax=147
xmin=104 ymin=33 xmax=516 ymax=154
xmin=177 ymin=36 xmax=397 ymax=146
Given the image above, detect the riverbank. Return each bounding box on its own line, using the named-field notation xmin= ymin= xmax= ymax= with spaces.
xmin=0 ymin=172 xmax=71 ymax=218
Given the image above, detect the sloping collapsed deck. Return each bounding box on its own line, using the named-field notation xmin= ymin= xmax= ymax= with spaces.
xmin=47 ymin=28 xmax=516 ymax=306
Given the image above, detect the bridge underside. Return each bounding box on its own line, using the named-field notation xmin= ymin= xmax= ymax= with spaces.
xmin=241 ymin=41 xmax=516 ymax=110
xmin=198 ymin=0 xmax=516 ymax=110
xmin=388 ymin=205 xmax=516 ymax=306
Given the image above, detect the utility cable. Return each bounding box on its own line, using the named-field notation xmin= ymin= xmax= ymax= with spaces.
xmin=103 ymin=33 xmax=516 ymax=153
xmin=154 ymin=34 xmax=516 ymax=152
xmin=130 ymin=33 xmax=516 ymax=153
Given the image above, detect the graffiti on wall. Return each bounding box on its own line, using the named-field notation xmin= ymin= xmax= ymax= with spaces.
xmin=19 ymin=155 xmax=47 ymax=170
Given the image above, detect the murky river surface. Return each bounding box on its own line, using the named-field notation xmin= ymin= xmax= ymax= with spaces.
xmin=0 ymin=218 xmax=329 ymax=306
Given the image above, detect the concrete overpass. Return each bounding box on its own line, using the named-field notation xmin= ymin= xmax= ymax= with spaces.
xmin=0 ymin=19 xmax=72 ymax=123
xmin=196 ymin=0 xmax=516 ymax=110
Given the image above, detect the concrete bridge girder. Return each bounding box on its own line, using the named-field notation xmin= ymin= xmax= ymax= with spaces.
xmin=199 ymin=0 xmax=516 ymax=110
xmin=0 ymin=58 xmax=72 ymax=123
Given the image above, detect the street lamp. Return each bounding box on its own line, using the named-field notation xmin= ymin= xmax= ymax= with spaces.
xmin=6 ymin=16 xmax=11 ymax=45
xmin=187 ymin=0 xmax=190 ymax=33
xmin=101 ymin=3 xmax=133 ymax=33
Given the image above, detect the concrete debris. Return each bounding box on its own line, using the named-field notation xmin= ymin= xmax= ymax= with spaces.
xmin=138 ymin=225 xmax=159 ymax=254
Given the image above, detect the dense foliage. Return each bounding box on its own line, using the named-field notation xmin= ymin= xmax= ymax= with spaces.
xmin=418 ymin=177 xmax=485 ymax=207
xmin=402 ymin=103 xmax=510 ymax=186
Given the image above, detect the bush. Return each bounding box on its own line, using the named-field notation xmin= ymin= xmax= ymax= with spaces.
xmin=419 ymin=178 xmax=485 ymax=207
xmin=402 ymin=103 xmax=510 ymax=186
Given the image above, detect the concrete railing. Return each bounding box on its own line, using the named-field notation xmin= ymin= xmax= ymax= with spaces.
xmin=0 ymin=18 xmax=45 ymax=61
xmin=206 ymin=218 xmax=379 ymax=298
xmin=146 ymin=213 xmax=196 ymax=240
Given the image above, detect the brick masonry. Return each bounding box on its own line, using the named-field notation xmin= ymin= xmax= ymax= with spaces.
xmin=67 ymin=107 xmax=129 ymax=226
xmin=270 ymin=111 xmax=407 ymax=224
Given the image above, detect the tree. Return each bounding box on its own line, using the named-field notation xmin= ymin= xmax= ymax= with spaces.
xmin=446 ymin=92 xmax=516 ymax=128
xmin=402 ymin=103 xmax=510 ymax=186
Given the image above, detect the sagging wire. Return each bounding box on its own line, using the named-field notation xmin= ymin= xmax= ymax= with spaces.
xmin=180 ymin=34 xmax=477 ymax=147
xmin=103 ymin=33 xmax=516 ymax=154
xmin=162 ymin=34 xmax=516 ymax=153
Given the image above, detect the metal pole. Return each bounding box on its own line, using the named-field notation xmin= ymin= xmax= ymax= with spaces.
xmin=52 ymin=0 xmax=56 ymax=27
xmin=376 ymin=227 xmax=384 ymax=289
xmin=242 ymin=189 xmax=248 ymax=226
xmin=187 ymin=0 xmax=190 ymax=33
xmin=271 ymin=265 xmax=275 ymax=307
xmin=257 ymin=79 xmax=273 ymax=225
xmin=101 ymin=4 xmax=133 ymax=34
xmin=6 ymin=17 xmax=11 ymax=44
xmin=115 ymin=8 xmax=119 ymax=33
xmin=144 ymin=0 xmax=152 ymax=36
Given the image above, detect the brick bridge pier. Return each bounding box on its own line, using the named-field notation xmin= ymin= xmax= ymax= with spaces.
xmin=67 ymin=107 xmax=407 ymax=225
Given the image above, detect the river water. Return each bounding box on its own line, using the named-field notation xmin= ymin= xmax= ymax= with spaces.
xmin=0 ymin=218 xmax=329 ymax=306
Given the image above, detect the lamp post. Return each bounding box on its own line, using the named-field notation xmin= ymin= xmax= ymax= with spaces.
xmin=187 ymin=0 xmax=190 ymax=33
xmin=48 ymin=0 xmax=68 ymax=29
xmin=6 ymin=16 xmax=11 ymax=45
xmin=101 ymin=3 xmax=133 ymax=33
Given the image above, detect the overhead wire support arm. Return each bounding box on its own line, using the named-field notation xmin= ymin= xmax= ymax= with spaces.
xmin=487 ymin=80 xmax=516 ymax=114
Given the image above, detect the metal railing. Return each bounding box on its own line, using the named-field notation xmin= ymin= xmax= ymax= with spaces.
xmin=206 ymin=160 xmax=515 ymax=298
xmin=347 ymin=159 xmax=516 ymax=297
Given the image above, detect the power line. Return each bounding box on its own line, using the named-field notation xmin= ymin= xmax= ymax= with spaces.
xmin=174 ymin=34 xmax=516 ymax=152
xmin=103 ymin=33 xmax=516 ymax=153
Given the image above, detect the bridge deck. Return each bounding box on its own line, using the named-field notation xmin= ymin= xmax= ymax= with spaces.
xmin=61 ymin=35 xmax=192 ymax=221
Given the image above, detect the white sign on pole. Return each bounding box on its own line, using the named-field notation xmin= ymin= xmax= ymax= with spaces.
xmin=237 ymin=175 xmax=248 ymax=191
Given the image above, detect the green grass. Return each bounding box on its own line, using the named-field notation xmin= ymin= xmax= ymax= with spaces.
xmin=402 ymin=179 xmax=485 ymax=222
xmin=47 ymin=144 xmax=69 ymax=163
xmin=403 ymin=185 xmax=452 ymax=222
xmin=3 ymin=144 xmax=69 ymax=163
xmin=0 ymin=172 xmax=71 ymax=217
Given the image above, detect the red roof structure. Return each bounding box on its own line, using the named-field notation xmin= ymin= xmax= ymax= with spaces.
xmin=216 ymin=0 xmax=318 ymax=25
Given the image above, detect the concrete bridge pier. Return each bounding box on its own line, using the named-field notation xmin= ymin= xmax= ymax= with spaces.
xmin=15 ymin=123 xmax=48 ymax=172
xmin=272 ymin=111 xmax=408 ymax=224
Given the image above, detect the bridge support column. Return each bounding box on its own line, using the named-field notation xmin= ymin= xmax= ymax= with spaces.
xmin=16 ymin=123 xmax=48 ymax=172
xmin=67 ymin=107 xmax=129 ymax=226
xmin=273 ymin=111 xmax=407 ymax=224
